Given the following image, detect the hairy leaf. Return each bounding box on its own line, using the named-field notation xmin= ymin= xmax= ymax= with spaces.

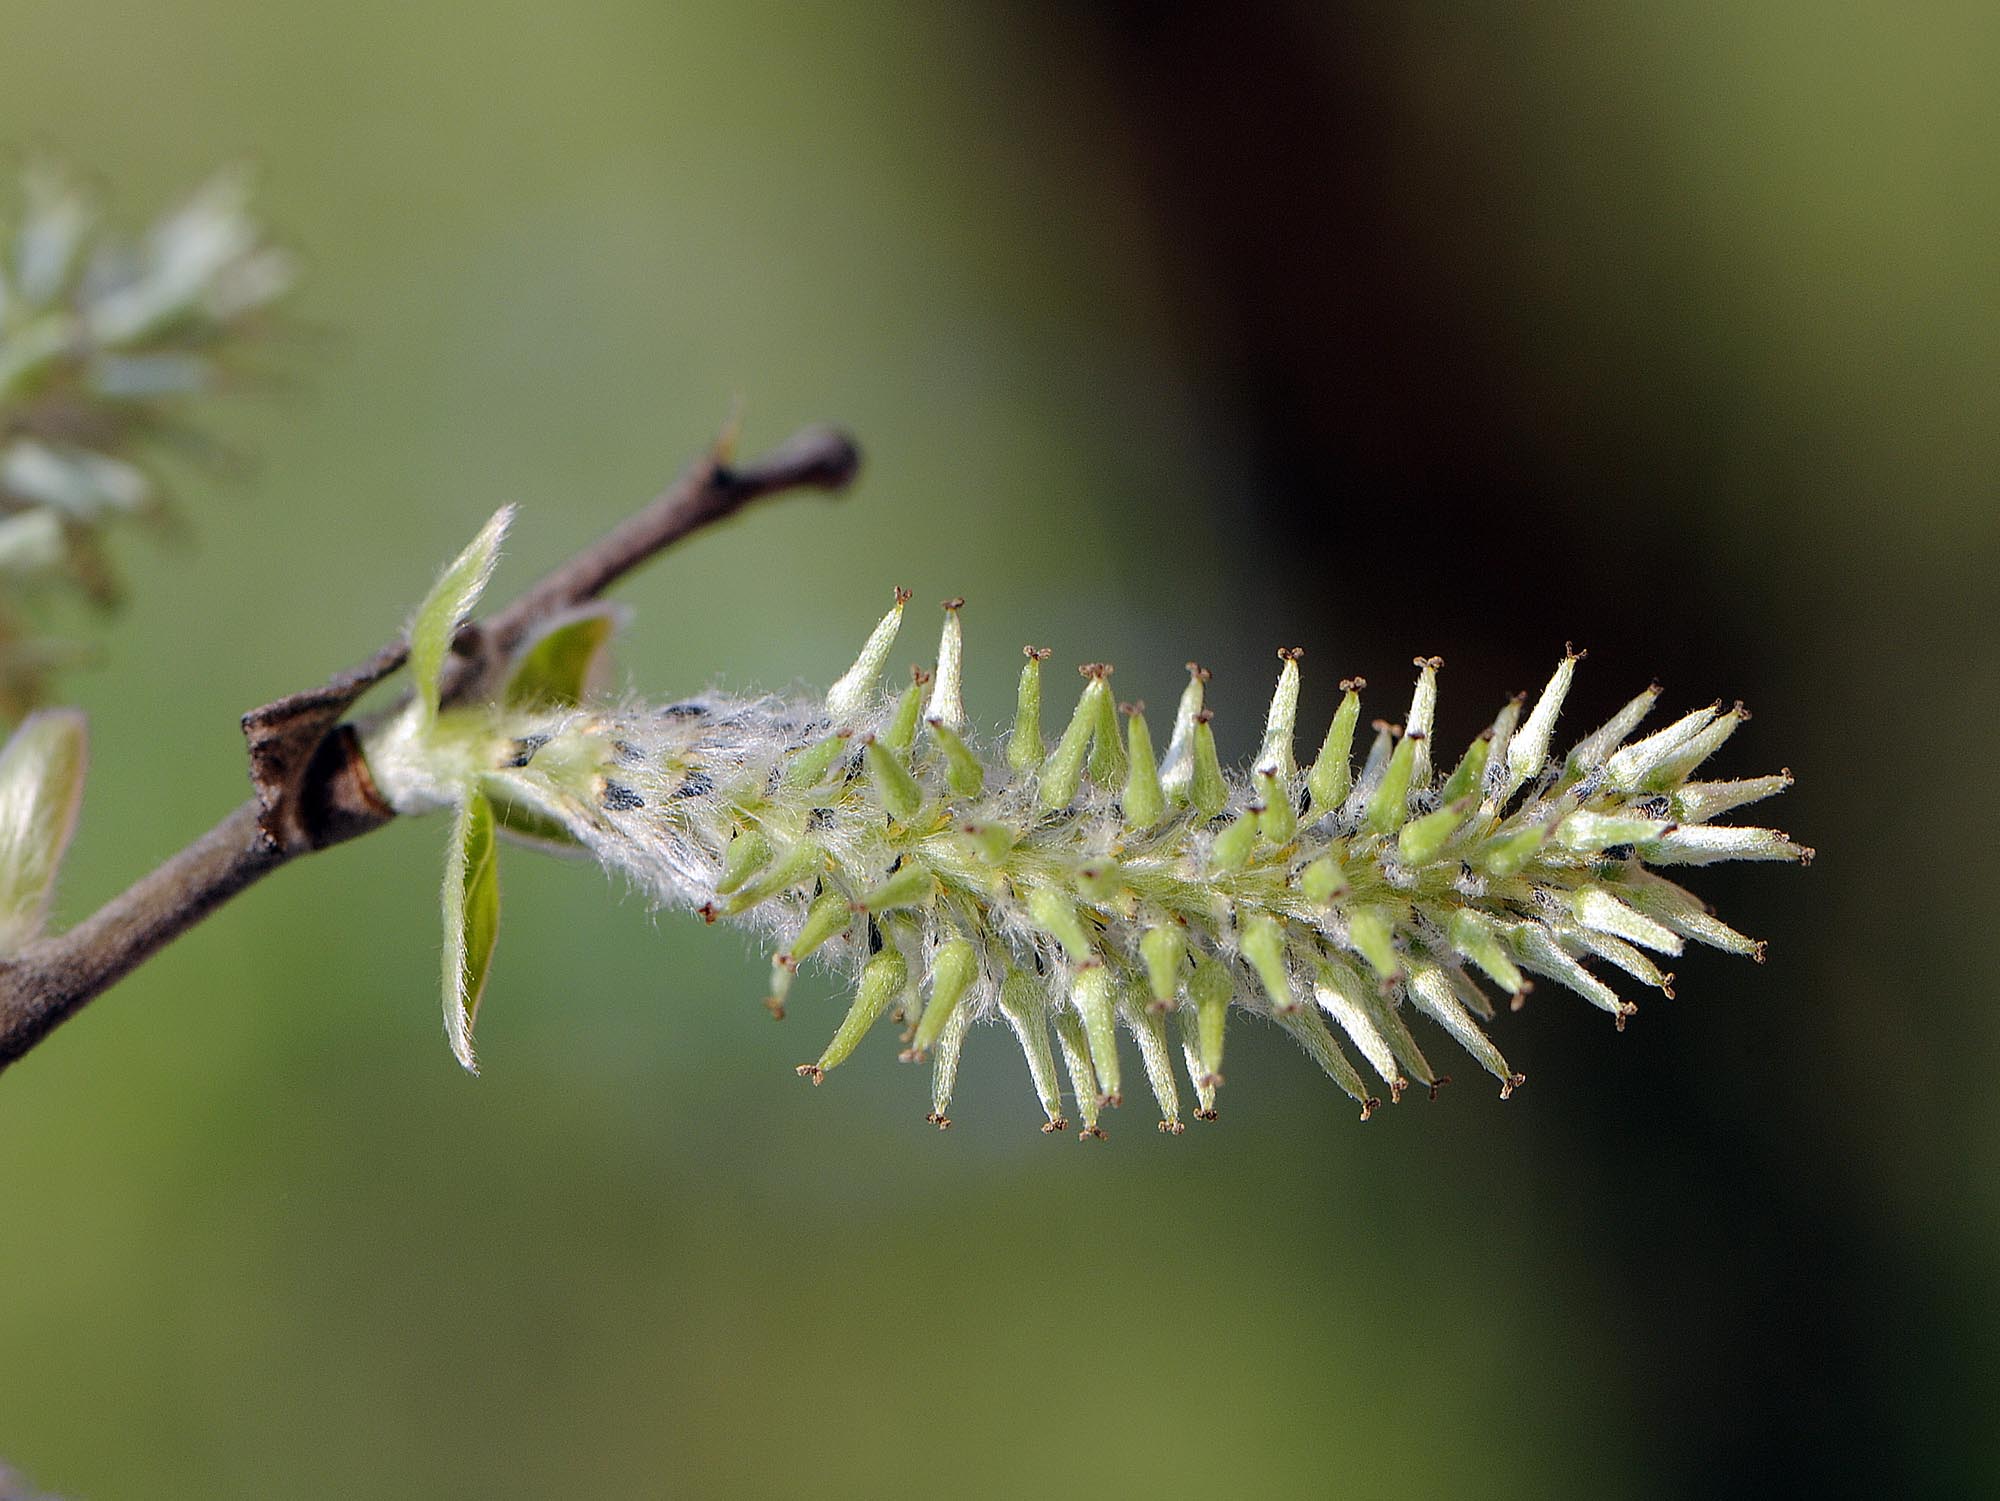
xmin=503 ymin=604 xmax=624 ymax=710
xmin=442 ymin=788 xmax=502 ymax=1073
xmin=410 ymin=506 xmax=513 ymax=722
xmin=0 ymin=710 xmax=87 ymax=953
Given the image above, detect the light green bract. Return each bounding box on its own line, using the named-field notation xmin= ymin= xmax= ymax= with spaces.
xmin=367 ymin=510 xmax=1810 ymax=1132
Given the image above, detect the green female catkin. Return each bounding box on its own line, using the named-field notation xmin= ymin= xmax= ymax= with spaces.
xmin=368 ymin=509 xmax=1810 ymax=1135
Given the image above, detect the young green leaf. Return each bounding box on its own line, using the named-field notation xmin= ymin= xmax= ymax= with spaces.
xmin=503 ymin=603 xmax=625 ymax=709
xmin=411 ymin=506 xmax=515 ymax=723
xmin=443 ymin=788 xmax=502 ymax=1074
xmin=0 ymin=709 xmax=87 ymax=953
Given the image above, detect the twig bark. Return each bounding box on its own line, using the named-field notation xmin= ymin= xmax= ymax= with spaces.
xmin=0 ymin=423 xmax=860 ymax=1071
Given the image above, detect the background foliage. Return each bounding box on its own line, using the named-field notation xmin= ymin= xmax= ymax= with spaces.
xmin=1 ymin=3 xmax=1993 ymax=1496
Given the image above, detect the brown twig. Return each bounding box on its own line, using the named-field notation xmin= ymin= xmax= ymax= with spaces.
xmin=0 ymin=423 xmax=860 ymax=1071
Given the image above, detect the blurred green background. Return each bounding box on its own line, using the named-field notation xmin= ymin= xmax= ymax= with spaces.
xmin=2 ymin=3 xmax=1995 ymax=1496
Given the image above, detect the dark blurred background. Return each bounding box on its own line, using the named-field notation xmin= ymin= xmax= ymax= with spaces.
xmin=2 ymin=3 xmax=1994 ymax=1497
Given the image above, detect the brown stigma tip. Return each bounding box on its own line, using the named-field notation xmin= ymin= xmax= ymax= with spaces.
xmin=1428 ymin=1075 xmax=1453 ymax=1102
xmin=1158 ymin=1120 xmax=1186 ymax=1135
xmin=910 ymin=665 xmax=932 ymax=685
xmin=1024 ymin=645 xmax=1051 ymax=661
xmin=1194 ymin=1108 xmax=1220 ymax=1123
xmin=1279 ymin=646 xmax=1305 ymax=663
xmin=892 ymin=586 xmax=913 ymax=605
xmin=926 ymin=1112 xmax=953 ymax=1130
xmin=1080 ymin=662 xmax=1113 ymax=681
xmin=1186 ymin=662 xmax=1211 ymax=682
xmin=1119 ymin=699 xmax=1145 ymax=717
xmin=1339 ymin=676 xmax=1366 ymax=692
xmin=1097 ymin=1091 xmax=1123 ymax=1109
xmin=697 ymin=903 xmax=719 ymax=925
xmin=1359 ymin=1097 xmax=1380 ymax=1121
xmin=795 ymin=1064 xmax=825 ymax=1084
xmin=1078 ymin=1126 xmax=1107 ymax=1141
xmin=1564 ymin=642 xmax=1588 ymax=661
xmin=1501 ymin=1072 xmax=1526 ymax=1100
xmin=1661 ymin=973 xmax=1677 ymax=1000
xmin=764 ymin=997 xmax=787 ymax=1020
xmin=941 ymin=596 xmax=964 ymax=611
xmin=1389 ymin=1077 xmax=1408 ymax=1105
xmin=1413 ymin=655 xmax=1443 ymax=670
xmin=897 ymin=1047 xmax=925 ymax=1063
xmin=1040 ymin=1116 xmax=1069 ymax=1134
xmin=1615 ymin=1002 xmax=1637 ymax=1032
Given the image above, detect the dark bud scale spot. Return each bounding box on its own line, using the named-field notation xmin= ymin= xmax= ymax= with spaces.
xmin=673 ymin=769 xmax=715 ymax=800
xmin=505 ymin=734 xmax=551 ymax=768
